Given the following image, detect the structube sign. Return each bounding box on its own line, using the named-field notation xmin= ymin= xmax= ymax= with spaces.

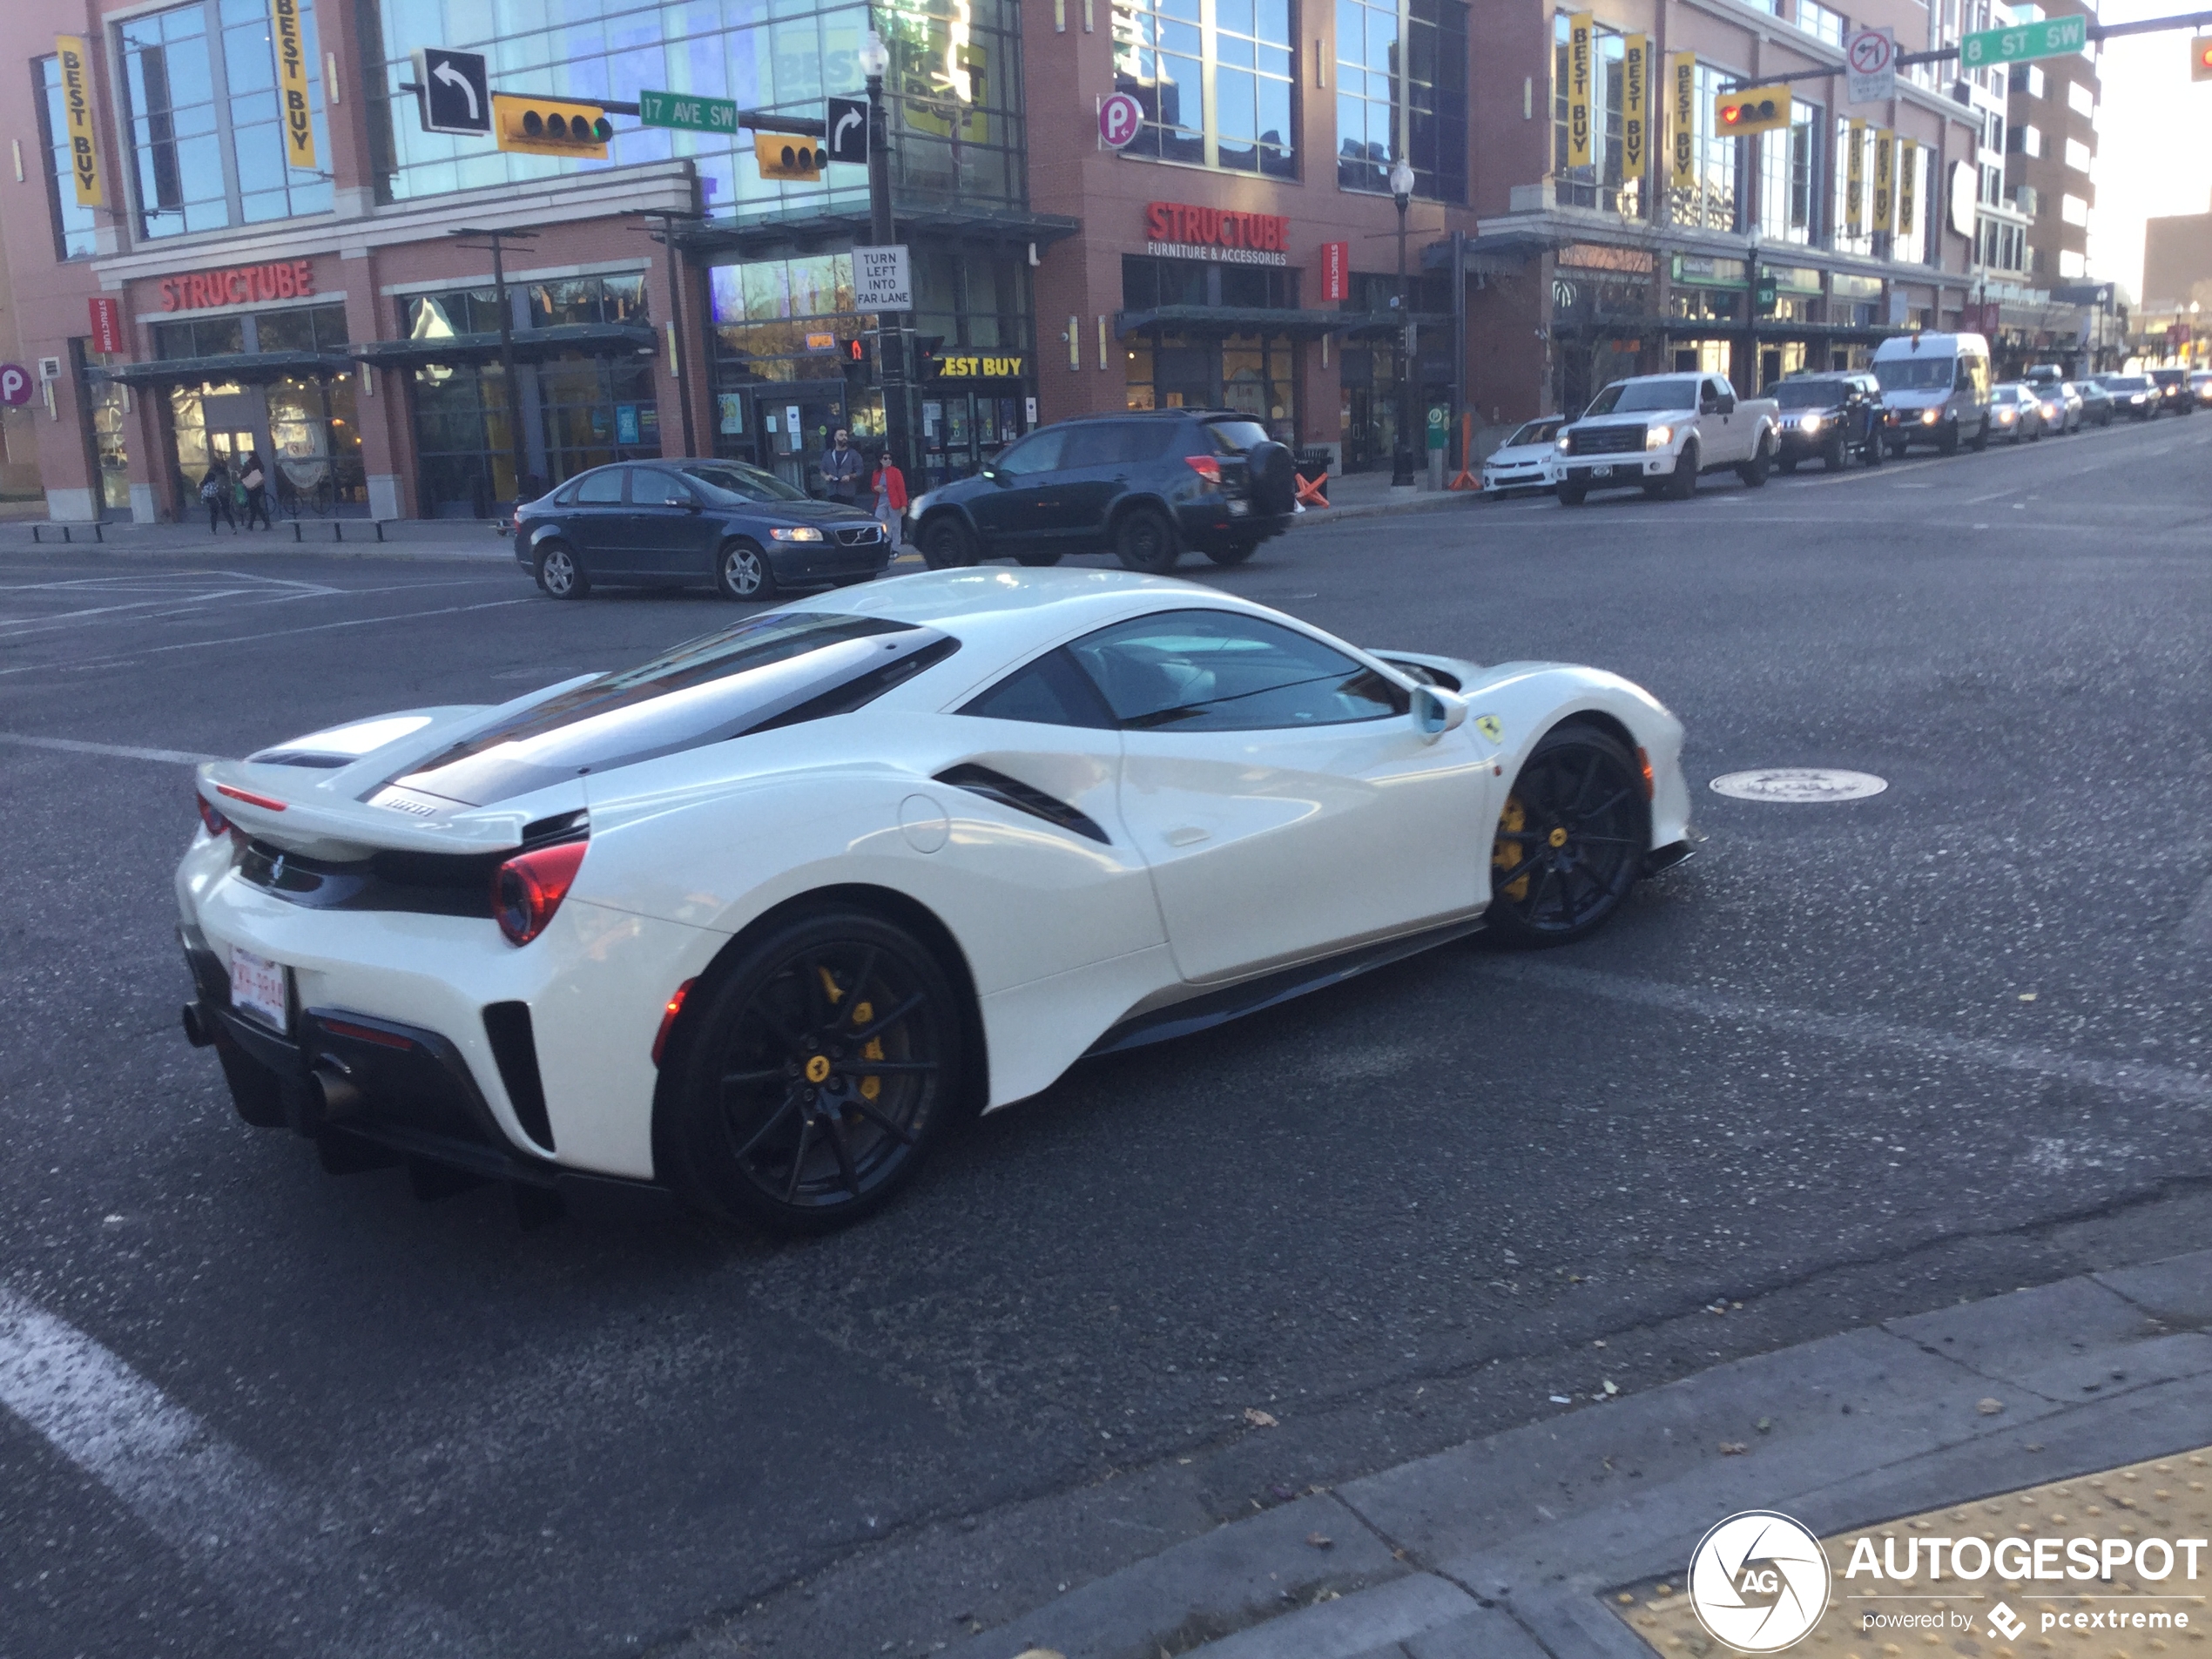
xmin=158 ymin=260 xmax=317 ymax=311
xmin=1567 ymin=14 xmax=1595 ymax=169
xmin=269 ymin=0 xmax=317 ymax=169
xmin=56 ymin=36 xmax=104 ymax=208
xmin=1143 ymin=202 xmax=1290 ymax=266
xmin=1669 ymin=52 xmax=1696 ymax=192
xmin=1621 ymin=36 xmax=1648 ymax=182
xmin=1318 ymin=240 xmax=1349 ymax=302
xmin=87 ymin=297 xmax=123 ymax=356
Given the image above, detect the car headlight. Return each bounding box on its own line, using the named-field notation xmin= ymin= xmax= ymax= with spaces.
xmin=1644 ymin=424 xmax=1671 ymax=448
xmin=2130 ymin=394 xmax=2147 ymax=403
xmin=1997 ymin=408 xmax=2014 ymax=422
xmin=767 ymin=525 xmax=823 ymax=542
xmin=1555 ymin=435 xmax=1572 ymax=452
xmin=1797 ymin=413 xmax=1823 ymax=435
xmin=1919 ymin=409 xmax=1939 ymax=425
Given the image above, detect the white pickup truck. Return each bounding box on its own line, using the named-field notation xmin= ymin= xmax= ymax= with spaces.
xmin=1553 ymin=373 xmax=1781 ymax=504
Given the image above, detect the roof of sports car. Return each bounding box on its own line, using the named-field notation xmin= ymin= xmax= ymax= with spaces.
xmin=785 ymin=568 xmax=1236 ymax=642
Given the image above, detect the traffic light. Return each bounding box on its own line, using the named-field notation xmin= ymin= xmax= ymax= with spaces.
xmin=1716 ymin=87 xmax=1791 ymax=136
xmin=755 ymin=132 xmax=823 ymax=180
xmin=2193 ymin=35 xmax=2212 ymax=79
xmin=493 ymin=93 xmax=611 ymax=158
xmin=913 ymin=334 xmax=946 ymax=380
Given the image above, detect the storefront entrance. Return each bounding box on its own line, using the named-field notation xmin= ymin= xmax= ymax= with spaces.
xmin=919 ymin=386 xmax=1026 ymax=489
xmin=165 ymin=376 xmax=364 ymax=517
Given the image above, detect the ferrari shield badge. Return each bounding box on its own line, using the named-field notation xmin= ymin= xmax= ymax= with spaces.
xmin=1474 ymin=715 xmax=1505 ymax=742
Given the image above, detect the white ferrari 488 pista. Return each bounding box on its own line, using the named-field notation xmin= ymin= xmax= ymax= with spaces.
xmin=177 ymin=569 xmax=1691 ymax=1232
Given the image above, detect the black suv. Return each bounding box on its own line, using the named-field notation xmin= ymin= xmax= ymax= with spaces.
xmin=2150 ymin=368 xmax=2197 ymax=416
xmin=905 ymin=411 xmax=1298 ymax=574
xmin=1770 ymin=373 xmax=1885 ymax=471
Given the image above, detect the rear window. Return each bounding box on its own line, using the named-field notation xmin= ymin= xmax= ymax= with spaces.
xmin=2102 ymin=375 xmax=2149 ymax=390
xmin=1199 ymin=419 xmax=1271 ymax=455
xmin=374 ymin=614 xmax=957 ymax=807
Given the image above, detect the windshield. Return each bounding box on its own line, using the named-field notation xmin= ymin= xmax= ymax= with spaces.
xmin=2151 ymin=369 xmax=2185 ymax=385
xmin=1874 ymin=356 xmax=1956 ymax=392
xmin=1773 ymin=381 xmax=1847 ymax=409
xmin=1505 ymin=420 xmax=1561 ymax=446
xmin=2102 ymin=375 xmax=2150 ymax=391
xmin=679 ymin=462 xmax=808 ymax=503
xmin=374 ymin=614 xmax=954 ymax=807
xmin=1583 ymin=378 xmax=1699 ymax=416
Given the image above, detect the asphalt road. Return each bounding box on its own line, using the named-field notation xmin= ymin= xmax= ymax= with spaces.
xmin=3 ymin=412 xmax=2209 ymax=1659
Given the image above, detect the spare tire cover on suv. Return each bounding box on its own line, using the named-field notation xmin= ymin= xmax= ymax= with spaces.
xmin=1246 ymin=441 xmax=1296 ymax=516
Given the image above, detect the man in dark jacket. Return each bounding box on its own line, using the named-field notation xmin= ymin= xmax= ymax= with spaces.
xmin=819 ymin=427 xmax=863 ymax=503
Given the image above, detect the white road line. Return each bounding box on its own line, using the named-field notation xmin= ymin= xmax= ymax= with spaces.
xmin=1480 ymin=959 xmax=2212 ymax=1108
xmin=0 ymin=732 xmax=217 ymax=765
xmin=0 ymin=1284 xmax=480 ymax=1657
xmin=0 ymin=597 xmax=533 ymax=678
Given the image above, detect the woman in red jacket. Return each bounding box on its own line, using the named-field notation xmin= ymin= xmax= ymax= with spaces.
xmin=869 ymin=448 xmax=907 ymax=548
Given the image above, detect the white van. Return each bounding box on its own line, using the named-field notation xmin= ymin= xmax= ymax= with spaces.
xmin=1872 ymin=332 xmax=1993 ymax=455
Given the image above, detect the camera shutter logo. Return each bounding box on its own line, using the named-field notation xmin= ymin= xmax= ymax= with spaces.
xmin=1688 ymin=1511 xmax=1831 ymax=1652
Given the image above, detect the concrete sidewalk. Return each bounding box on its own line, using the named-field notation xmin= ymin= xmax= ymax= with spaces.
xmin=927 ymin=1252 xmax=2211 ymax=1659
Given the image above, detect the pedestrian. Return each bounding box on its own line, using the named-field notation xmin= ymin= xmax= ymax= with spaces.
xmin=819 ymin=426 xmax=863 ymax=504
xmin=869 ymin=448 xmax=907 ymax=547
xmin=199 ymin=460 xmax=237 ymax=535
xmin=239 ymin=451 xmax=273 ymax=530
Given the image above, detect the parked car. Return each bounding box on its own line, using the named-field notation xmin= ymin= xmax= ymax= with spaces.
xmin=1873 ymin=332 xmax=1993 ymax=455
xmin=904 ymin=411 xmax=1297 ymax=575
xmin=1987 ymin=382 xmax=2047 ymax=443
xmin=1554 ymin=373 xmax=1780 ymax=503
xmin=1770 ymin=373 xmax=1885 ymax=471
xmin=2191 ymin=369 xmax=2212 ymax=409
xmin=1480 ymin=418 xmax=1564 ymax=496
xmin=2099 ymin=374 xmax=2159 ymax=419
xmin=513 ymin=461 xmax=893 ymax=602
xmin=2072 ymin=379 xmax=2114 ymax=426
xmin=2150 ymin=368 xmax=2197 ymax=415
xmin=2032 ymin=381 xmax=2081 ymax=433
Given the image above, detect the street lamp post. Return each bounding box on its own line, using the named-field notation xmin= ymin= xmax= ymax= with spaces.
xmin=859 ymin=30 xmax=910 ymax=477
xmin=1390 ymin=157 xmax=1416 ymax=489
xmin=450 ymin=226 xmax=536 ymax=512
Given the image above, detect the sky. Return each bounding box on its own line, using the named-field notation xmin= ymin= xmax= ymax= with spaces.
xmin=2084 ymin=0 xmax=2212 ymax=301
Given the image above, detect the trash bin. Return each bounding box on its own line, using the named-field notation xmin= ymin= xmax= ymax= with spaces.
xmin=1293 ymin=447 xmax=1331 ymax=505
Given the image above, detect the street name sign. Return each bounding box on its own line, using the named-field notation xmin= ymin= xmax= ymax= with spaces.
xmin=1844 ymin=26 xmax=1895 ymax=105
xmin=639 ymin=90 xmax=738 ymax=134
xmin=411 ymin=47 xmax=490 ymax=136
xmin=853 ymin=245 xmax=913 ymax=310
xmin=1959 ymin=13 xmax=2087 ymax=69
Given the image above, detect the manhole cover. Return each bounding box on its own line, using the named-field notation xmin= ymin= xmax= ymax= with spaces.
xmin=1709 ymin=768 xmax=1887 ymax=803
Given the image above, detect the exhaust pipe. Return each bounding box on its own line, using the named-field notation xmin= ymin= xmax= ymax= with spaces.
xmin=180 ymin=1002 xmax=216 ymax=1048
xmin=309 ymin=1063 xmax=362 ymax=1121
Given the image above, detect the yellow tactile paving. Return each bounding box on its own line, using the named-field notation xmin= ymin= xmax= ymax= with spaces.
xmin=1615 ymin=1447 xmax=2212 ymax=1657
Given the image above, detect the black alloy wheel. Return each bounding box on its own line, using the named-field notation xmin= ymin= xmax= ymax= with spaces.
xmin=1485 ymin=725 xmax=1649 ymax=948
xmin=1114 ymin=506 xmax=1180 ymax=574
xmin=1666 ymin=443 xmax=1699 ymax=499
xmin=1822 ymin=430 xmax=1848 ymax=470
xmin=921 ymin=516 xmax=977 ymax=570
xmin=662 ymin=909 xmax=961 ymax=1235
xmin=1203 ymin=540 xmax=1258 ymax=566
xmin=1737 ymin=434 xmax=1774 ymax=487
xmin=716 ymin=540 xmax=775 ymax=601
xmin=535 ymin=542 xmax=590 ymax=599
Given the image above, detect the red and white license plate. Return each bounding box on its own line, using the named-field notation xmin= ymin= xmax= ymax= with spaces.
xmin=228 ymin=946 xmax=290 ymax=1032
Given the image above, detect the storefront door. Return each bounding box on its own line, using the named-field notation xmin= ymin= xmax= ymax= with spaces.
xmin=918 ymin=388 xmax=1027 ymax=489
xmin=750 ymin=389 xmax=848 ymax=495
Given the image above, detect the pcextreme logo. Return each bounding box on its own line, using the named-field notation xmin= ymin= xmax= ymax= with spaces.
xmin=1688 ymin=1511 xmax=1831 ymax=1652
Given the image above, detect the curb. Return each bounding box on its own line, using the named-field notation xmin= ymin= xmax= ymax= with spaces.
xmin=941 ymin=1250 xmax=2212 ymax=1659
xmin=1289 ymin=492 xmax=1480 ymax=528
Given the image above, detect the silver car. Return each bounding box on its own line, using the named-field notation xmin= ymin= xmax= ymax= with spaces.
xmin=1988 ymin=382 xmax=2047 ymax=444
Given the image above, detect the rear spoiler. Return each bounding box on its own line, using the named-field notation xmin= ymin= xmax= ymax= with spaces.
xmin=196 ymin=763 xmax=543 ymax=859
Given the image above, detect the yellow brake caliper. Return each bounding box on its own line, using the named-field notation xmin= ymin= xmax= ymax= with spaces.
xmin=1493 ymin=795 xmax=1532 ymax=902
xmin=816 ymin=969 xmax=883 ymax=1103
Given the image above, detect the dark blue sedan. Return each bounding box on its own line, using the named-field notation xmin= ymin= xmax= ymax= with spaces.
xmin=514 ymin=461 xmax=893 ymax=602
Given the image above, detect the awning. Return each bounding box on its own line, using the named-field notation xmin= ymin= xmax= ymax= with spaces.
xmin=683 ymin=206 xmax=1081 ymax=259
xmin=1114 ymin=306 xmax=1452 ymax=341
xmin=354 ymin=321 xmax=657 ymax=368
xmin=99 ymin=350 xmax=355 ymax=388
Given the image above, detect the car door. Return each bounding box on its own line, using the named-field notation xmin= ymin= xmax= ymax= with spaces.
xmin=1066 ymin=609 xmax=1492 ymax=983
xmin=626 ymin=467 xmax=719 ymax=581
xmin=1045 ymin=421 xmax=1150 ymax=548
xmin=965 ymin=427 xmax=1068 ymax=553
xmin=561 ymin=467 xmax=632 ymax=578
xmin=1700 ymin=377 xmax=1743 ymax=461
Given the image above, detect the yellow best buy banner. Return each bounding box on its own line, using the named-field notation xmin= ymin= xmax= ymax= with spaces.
xmin=1898 ymin=138 xmax=1919 ymax=244
xmin=1567 ymin=14 xmax=1595 ymax=169
xmin=1845 ymin=117 xmax=1865 ymax=236
xmin=269 ymin=0 xmax=317 ymax=169
xmin=1622 ymin=35 xmax=1649 ymax=183
xmin=1872 ymin=130 xmax=1895 ymax=232
xmin=1669 ymin=52 xmax=1696 ymax=191
xmin=56 ymin=35 xmax=105 ymax=208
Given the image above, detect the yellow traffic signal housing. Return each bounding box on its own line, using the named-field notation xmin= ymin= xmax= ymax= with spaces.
xmin=2193 ymin=35 xmax=2212 ymax=79
xmin=493 ymin=93 xmax=611 ymax=158
xmin=1715 ymin=87 xmax=1792 ymax=135
xmin=755 ymin=132 xmax=823 ymax=180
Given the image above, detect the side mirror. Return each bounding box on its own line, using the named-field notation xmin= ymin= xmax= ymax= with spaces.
xmin=1413 ymin=686 xmax=1468 ymax=739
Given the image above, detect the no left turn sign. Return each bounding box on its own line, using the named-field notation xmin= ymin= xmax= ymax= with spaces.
xmin=1845 ymin=26 xmax=1896 ymax=104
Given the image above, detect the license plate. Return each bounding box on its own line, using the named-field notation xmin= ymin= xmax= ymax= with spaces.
xmin=1227 ymin=499 xmax=1250 ymax=516
xmin=229 ymin=945 xmax=289 ymax=1033
xmin=1594 ymin=464 xmax=1620 ymax=480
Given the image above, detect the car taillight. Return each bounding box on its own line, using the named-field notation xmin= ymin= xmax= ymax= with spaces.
xmin=493 ymin=840 xmax=588 ymax=947
xmin=1184 ymin=455 xmax=1222 ymax=487
xmin=195 ymin=792 xmax=231 ymax=838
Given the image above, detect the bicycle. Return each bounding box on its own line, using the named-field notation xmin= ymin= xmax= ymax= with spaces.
xmin=277 ymin=469 xmax=334 ymax=518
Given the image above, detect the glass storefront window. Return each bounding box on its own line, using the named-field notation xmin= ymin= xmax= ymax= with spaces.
xmin=1757 ymin=109 xmax=1820 ymax=245
xmin=1667 ymin=64 xmax=1739 ymax=233
xmin=1552 ymin=17 xmax=1633 ymax=216
xmin=1339 ymin=0 xmax=1465 ymax=200
xmin=34 ymin=57 xmax=99 ymax=260
xmin=1111 ymin=0 xmax=1294 ymax=176
xmin=118 ymin=0 xmax=332 ymax=239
